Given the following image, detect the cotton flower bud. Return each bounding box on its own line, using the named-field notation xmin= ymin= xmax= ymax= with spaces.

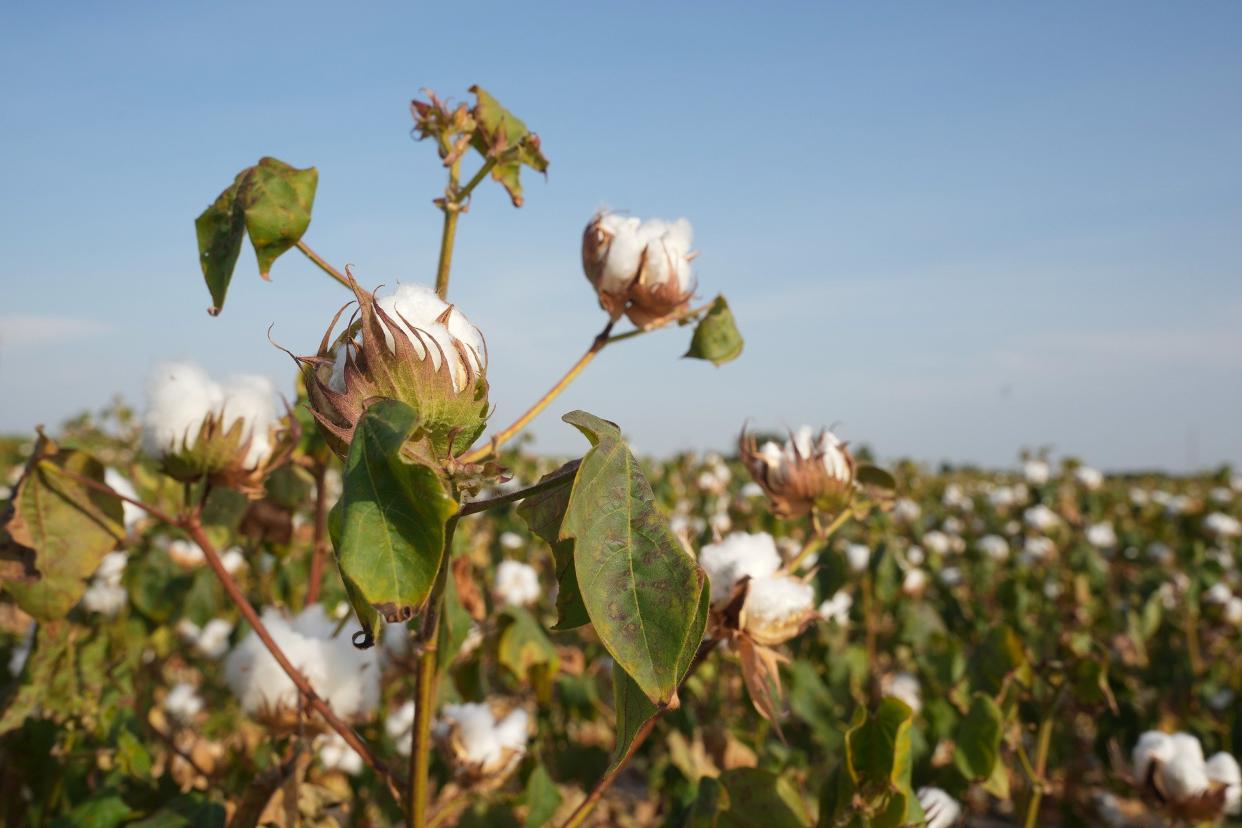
xmin=434 ymin=701 xmax=530 ymax=785
xmin=739 ymin=425 xmax=856 ymax=518
xmin=739 ymin=574 xmax=817 ymax=646
xmin=297 ymin=279 xmax=489 ymax=463
xmin=581 ymin=211 xmax=696 ymax=329
xmin=142 ymin=362 xmax=293 ymax=497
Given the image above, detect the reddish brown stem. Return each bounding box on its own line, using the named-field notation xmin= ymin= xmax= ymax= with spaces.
xmin=180 ymin=514 xmax=404 ymax=803
xmin=306 ymin=464 xmax=330 ymax=606
xmin=559 ymin=638 xmax=718 ymax=828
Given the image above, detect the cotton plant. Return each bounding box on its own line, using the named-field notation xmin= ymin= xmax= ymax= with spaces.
xmin=1131 ymin=730 xmax=1241 ymax=820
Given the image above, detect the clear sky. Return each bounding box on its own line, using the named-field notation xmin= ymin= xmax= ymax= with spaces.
xmin=2 ymin=2 xmax=1240 ymax=471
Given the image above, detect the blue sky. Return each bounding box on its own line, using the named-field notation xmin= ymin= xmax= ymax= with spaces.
xmin=2 ymin=2 xmax=1240 ymax=471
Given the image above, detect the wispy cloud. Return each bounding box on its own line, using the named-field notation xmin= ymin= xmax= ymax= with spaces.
xmin=0 ymin=315 xmax=113 ymax=347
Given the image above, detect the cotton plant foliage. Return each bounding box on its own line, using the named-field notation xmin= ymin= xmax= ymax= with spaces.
xmin=4 ymin=83 xmax=1242 ymax=828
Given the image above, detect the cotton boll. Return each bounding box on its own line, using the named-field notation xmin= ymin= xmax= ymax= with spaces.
xmin=219 ymin=547 xmax=246 ymax=575
xmin=1086 ymin=522 xmax=1118 ymax=549
xmin=218 ymin=375 xmax=279 ymax=466
xmin=901 ymin=568 xmax=928 ymax=596
xmin=818 ymin=590 xmax=852 ymax=625
xmin=1205 ymin=513 xmax=1242 ymax=538
xmin=1075 ymin=466 xmax=1104 ymax=490
xmin=318 ymin=733 xmax=364 ymax=776
xmin=844 ymin=543 xmax=871 ymax=573
xmin=167 ymin=538 xmax=205 ymax=568
xmin=163 ymin=682 xmax=204 ymax=722
xmin=740 ymin=481 xmax=764 ymax=499
xmin=142 ymin=361 xmax=223 ymax=457
xmin=978 ymin=535 xmax=1009 ymax=562
xmin=1021 ymin=536 xmax=1056 ymax=563
xmin=493 ymin=708 xmax=530 ymax=755
xmin=81 ymin=580 xmax=127 ymax=615
xmin=698 ymin=532 xmax=782 ymax=604
xmin=104 ymin=469 xmax=143 ymax=530
xmin=495 ymin=560 xmax=541 ymax=608
xmin=499 ymin=531 xmax=524 ymax=551
xmin=922 ymin=531 xmax=951 ymax=556
xmin=939 ymin=566 xmax=962 ymax=587
xmin=95 ymin=551 xmax=128 ymax=582
xmin=1024 ymin=505 xmax=1060 ymax=532
xmin=1161 ymin=744 xmax=1210 ymax=800
xmin=195 ymin=619 xmax=234 ymax=659
xmin=742 ymin=575 xmax=815 ymax=644
xmin=1205 ymin=753 xmax=1242 ymax=815
xmin=224 ymin=605 xmax=379 ymax=721
xmin=916 ymin=787 xmax=961 ymax=828
xmin=1023 ymin=460 xmax=1050 ymax=485
xmin=892 ymin=498 xmax=921 ymax=523
xmin=885 ymin=672 xmax=922 ymax=713
xmin=1205 ymin=583 xmax=1233 ymax=605
xmin=1225 ymin=597 xmax=1242 ymax=626
xmin=387 ymin=701 xmax=417 ymax=755
xmin=1132 ymin=730 xmax=1173 ymax=781
xmin=436 ymin=702 xmax=529 ymax=779
xmin=376 ymin=284 xmax=486 ymax=392
xmin=906 ymin=546 xmax=925 ymax=566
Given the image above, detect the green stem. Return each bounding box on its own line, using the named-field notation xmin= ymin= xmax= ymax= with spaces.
xmin=457 ymin=158 xmax=496 ymax=202
xmin=457 ymin=465 xmax=578 ymax=516
xmin=434 ymin=160 xmax=462 ymax=301
xmin=408 ymin=518 xmax=457 ymax=827
xmin=295 ymin=240 xmax=352 ymax=290
xmin=787 ymin=509 xmax=851 ymax=572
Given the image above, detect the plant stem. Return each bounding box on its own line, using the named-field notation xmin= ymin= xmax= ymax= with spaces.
xmin=434 ymin=159 xmax=462 ymax=301
xmin=180 ymin=514 xmax=404 ymax=804
xmin=558 ymin=638 xmax=718 ymax=828
xmin=457 ymin=158 xmax=496 ymax=202
xmin=296 ymin=240 xmax=352 ymax=290
xmin=1022 ymin=683 xmax=1065 ymax=828
xmin=457 ymin=463 xmax=579 ymax=516
xmin=408 ymin=518 xmax=457 ymax=827
xmin=787 ymin=509 xmax=851 ymax=572
xmin=306 ymin=463 xmax=330 ymax=606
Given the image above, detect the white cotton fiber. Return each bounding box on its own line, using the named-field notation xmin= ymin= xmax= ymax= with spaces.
xmin=699 ymin=532 xmax=782 ymax=603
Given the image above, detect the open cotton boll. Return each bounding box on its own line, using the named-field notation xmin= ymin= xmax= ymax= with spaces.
xmin=1162 ymin=749 xmax=1210 ymax=800
xmin=885 ymin=671 xmax=922 ymax=713
xmin=195 ymin=618 xmax=234 ymax=659
xmin=318 ymin=733 xmax=364 ymax=776
xmin=104 ymin=469 xmax=143 ymax=530
xmin=1206 ymin=752 xmax=1242 ymax=815
xmin=387 ymin=701 xmax=417 ymax=755
xmin=217 ymin=375 xmax=279 ymax=466
xmin=1205 ymin=513 xmax=1242 ymax=538
xmin=495 ymin=560 xmax=541 ymax=607
xmin=1024 ymin=505 xmax=1060 ymax=532
xmin=744 ymin=575 xmax=814 ymax=626
xmin=916 ymin=787 xmax=961 ymax=828
xmin=1134 ymin=731 xmax=1176 ymax=781
xmin=698 ymin=532 xmax=782 ymax=604
xmin=163 ymin=681 xmax=204 ymax=722
xmin=218 ymin=547 xmax=246 ymax=575
xmin=368 ymin=284 xmax=486 ymax=393
xmin=844 ymin=543 xmax=871 ymax=573
xmin=95 ymin=551 xmax=127 ymax=583
xmin=141 ymin=361 xmax=223 ymax=457
xmin=81 ymin=579 xmax=127 ymax=615
xmin=921 ymin=531 xmax=951 ymax=556
xmin=818 ymin=590 xmax=852 ymax=625
xmin=167 ymin=538 xmax=205 ymax=568
xmin=902 ymin=568 xmax=928 ymax=595
xmin=1086 ymin=522 xmax=1117 ymax=549
xmin=1023 ymin=459 xmax=1051 ymax=485
xmin=978 ymin=535 xmax=1009 ymax=561
xmin=224 ymin=605 xmax=379 ymax=720
xmin=436 ymin=703 xmax=530 ymax=778
xmin=1076 ymin=466 xmax=1104 ymax=490
xmin=499 ymin=531 xmax=524 ymax=551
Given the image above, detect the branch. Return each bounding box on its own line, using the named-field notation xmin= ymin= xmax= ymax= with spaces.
xmin=295 ymin=240 xmax=352 ymax=290
xmin=559 ymin=638 xmax=719 ymax=828
xmin=457 ymin=464 xmax=578 ymax=517
xmin=306 ymin=463 xmax=331 ymax=605
xmin=55 ymin=467 xmax=179 ymax=528
xmin=179 ymin=514 xmax=404 ymax=804
xmin=460 ymin=303 xmax=711 ymax=465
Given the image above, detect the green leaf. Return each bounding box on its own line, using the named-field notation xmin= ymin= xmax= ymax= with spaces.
xmin=194 ymin=157 xmax=317 ymax=315
xmin=845 ymin=697 xmax=915 ymax=796
xmin=855 ymin=464 xmax=897 ymax=494
xmin=240 ymin=157 xmax=318 ymax=279
xmin=517 ymin=462 xmax=588 ymax=630
xmin=685 ymin=776 xmax=727 ymax=828
xmin=522 ymin=763 xmax=562 ymax=828
xmin=684 ymin=295 xmax=743 ymax=366
xmin=469 ymin=85 xmax=548 ymax=207
xmin=717 ymin=769 xmax=811 ymax=828
xmin=559 ymin=411 xmax=710 ymax=706
xmin=3 ymin=444 xmax=124 ymax=621
xmin=194 ymin=174 xmax=247 ymax=316
xmin=51 ymin=793 xmax=135 ymax=828
xmin=497 ymin=607 xmax=560 ymax=685
xmin=336 ymin=400 xmax=458 ymax=643
xmin=608 ymin=664 xmax=659 ymax=774
xmin=128 ymin=794 xmax=226 ymax=828
xmin=954 ymin=693 xmax=1003 ymax=782
xmin=974 ymin=625 xmax=1031 ymax=694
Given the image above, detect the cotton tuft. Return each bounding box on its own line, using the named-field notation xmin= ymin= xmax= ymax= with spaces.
xmin=699 ymin=532 xmax=782 ymax=604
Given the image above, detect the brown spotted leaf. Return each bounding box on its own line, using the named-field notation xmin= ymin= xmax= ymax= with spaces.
xmin=559 ymin=411 xmax=709 ymax=706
